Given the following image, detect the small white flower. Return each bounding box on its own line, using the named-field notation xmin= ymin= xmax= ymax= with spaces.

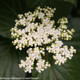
xmin=70 ymin=46 xmax=76 ymax=53
xmin=20 ymin=18 xmax=26 ymax=26
xmin=38 ymin=12 xmax=44 ymax=19
xmin=18 ymin=14 xmax=23 ymax=18
xmin=36 ymin=59 xmax=50 ymax=73
xmin=27 ymin=15 xmax=33 ymax=21
xmin=19 ymin=60 xmax=26 ymax=68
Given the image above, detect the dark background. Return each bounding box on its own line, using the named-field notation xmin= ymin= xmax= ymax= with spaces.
xmin=0 ymin=0 xmax=80 ymax=80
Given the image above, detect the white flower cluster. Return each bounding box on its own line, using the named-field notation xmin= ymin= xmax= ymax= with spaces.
xmin=47 ymin=41 xmax=76 ymax=65
xmin=10 ymin=6 xmax=76 ymax=73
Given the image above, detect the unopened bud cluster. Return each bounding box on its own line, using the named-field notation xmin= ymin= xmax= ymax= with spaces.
xmin=10 ymin=6 xmax=76 ymax=73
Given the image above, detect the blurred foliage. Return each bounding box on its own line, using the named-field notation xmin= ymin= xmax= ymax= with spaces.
xmin=62 ymin=0 xmax=77 ymax=6
xmin=0 ymin=0 xmax=80 ymax=80
xmin=71 ymin=0 xmax=80 ymax=17
xmin=0 ymin=36 xmax=26 ymax=78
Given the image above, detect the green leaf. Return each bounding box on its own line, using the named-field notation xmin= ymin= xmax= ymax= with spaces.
xmin=62 ymin=0 xmax=77 ymax=6
xmin=0 ymin=0 xmax=28 ymax=39
xmin=0 ymin=36 xmax=26 ymax=78
xmin=0 ymin=0 xmax=73 ymax=39
xmin=32 ymin=18 xmax=80 ymax=80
